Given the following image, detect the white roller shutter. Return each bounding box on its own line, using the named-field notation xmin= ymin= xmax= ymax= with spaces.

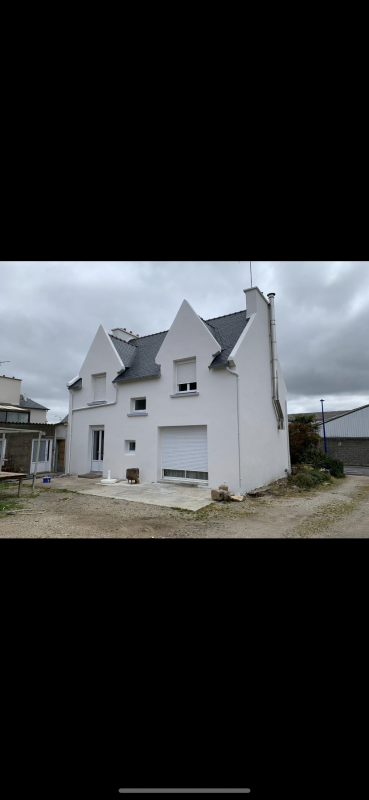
xmin=177 ymin=360 xmax=196 ymax=385
xmin=162 ymin=426 xmax=208 ymax=472
xmin=94 ymin=374 xmax=106 ymax=402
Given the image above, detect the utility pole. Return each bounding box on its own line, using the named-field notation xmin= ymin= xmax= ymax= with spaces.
xmin=320 ymin=399 xmax=328 ymax=454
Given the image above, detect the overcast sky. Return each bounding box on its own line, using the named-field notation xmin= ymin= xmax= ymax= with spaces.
xmin=1 ymin=261 xmax=368 ymax=421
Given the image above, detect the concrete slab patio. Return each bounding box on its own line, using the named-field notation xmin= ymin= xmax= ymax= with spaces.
xmin=78 ymin=480 xmax=214 ymax=511
xmin=30 ymin=475 xmax=214 ymax=511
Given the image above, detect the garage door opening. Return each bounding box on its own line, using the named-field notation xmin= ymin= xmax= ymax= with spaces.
xmin=162 ymin=426 xmax=208 ymax=484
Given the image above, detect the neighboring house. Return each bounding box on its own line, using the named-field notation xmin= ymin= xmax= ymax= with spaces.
xmin=317 ymin=404 xmax=369 ymax=466
xmin=288 ymin=406 xmax=369 ymax=466
xmin=66 ymin=287 xmax=290 ymax=494
xmin=0 ymin=374 xmax=55 ymax=474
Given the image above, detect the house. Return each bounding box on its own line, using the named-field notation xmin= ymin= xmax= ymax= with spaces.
xmin=66 ymin=287 xmax=290 ymax=494
xmin=0 ymin=374 xmax=55 ymax=474
xmin=317 ymin=404 xmax=369 ymax=466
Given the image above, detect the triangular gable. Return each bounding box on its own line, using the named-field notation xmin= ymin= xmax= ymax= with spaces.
xmin=79 ymin=325 xmax=124 ymax=376
xmin=155 ymin=300 xmax=220 ymax=364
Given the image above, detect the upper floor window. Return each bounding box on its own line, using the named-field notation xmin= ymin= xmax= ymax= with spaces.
xmin=177 ymin=359 xmax=197 ymax=393
xmin=0 ymin=410 xmax=30 ymax=423
xmin=93 ymin=374 xmax=106 ymax=403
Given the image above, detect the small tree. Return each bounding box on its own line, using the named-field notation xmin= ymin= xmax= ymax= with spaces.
xmin=288 ymin=414 xmax=321 ymax=464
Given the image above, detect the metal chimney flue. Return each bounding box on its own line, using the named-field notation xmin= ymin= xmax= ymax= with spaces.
xmin=267 ymin=293 xmax=284 ymax=429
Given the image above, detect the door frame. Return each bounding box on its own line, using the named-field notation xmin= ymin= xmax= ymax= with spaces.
xmin=30 ymin=438 xmax=53 ymax=473
xmin=91 ymin=427 xmax=104 ymax=472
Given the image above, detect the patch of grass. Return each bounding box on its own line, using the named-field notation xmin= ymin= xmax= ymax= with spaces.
xmin=170 ymin=507 xmax=195 ymax=513
xmin=0 ymin=497 xmax=26 ymax=517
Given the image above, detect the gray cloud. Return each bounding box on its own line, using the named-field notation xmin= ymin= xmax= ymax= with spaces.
xmin=1 ymin=261 xmax=368 ymax=420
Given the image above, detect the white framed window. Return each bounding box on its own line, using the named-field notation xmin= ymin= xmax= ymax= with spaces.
xmin=163 ymin=469 xmax=208 ymax=481
xmin=134 ymin=398 xmax=146 ymax=411
xmin=93 ymin=374 xmax=106 ymax=403
xmin=125 ymin=440 xmax=136 ymax=454
xmin=176 ymin=359 xmax=197 ymax=393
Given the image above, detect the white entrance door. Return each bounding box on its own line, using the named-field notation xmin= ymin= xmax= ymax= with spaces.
xmin=91 ymin=429 xmax=104 ymax=471
xmin=162 ymin=426 xmax=208 ymax=482
xmin=30 ymin=439 xmax=53 ymax=473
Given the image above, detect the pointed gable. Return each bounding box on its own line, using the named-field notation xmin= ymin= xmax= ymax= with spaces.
xmin=155 ymin=300 xmax=220 ymax=365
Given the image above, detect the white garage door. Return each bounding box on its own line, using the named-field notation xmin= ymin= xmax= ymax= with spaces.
xmin=162 ymin=426 xmax=208 ymax=482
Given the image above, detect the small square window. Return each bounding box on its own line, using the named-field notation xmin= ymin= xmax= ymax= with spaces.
xmin=178 ymin=384 xmax=188 ymax=393
xmin=129 ymin=441 xmax=135 ymax=451
xmin=189 ymin=382 xmax=197 ymax=391
xmin=135 ymin=398 xmax=146 ymax=411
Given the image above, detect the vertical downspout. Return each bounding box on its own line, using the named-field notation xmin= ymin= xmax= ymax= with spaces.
xmin=67 ymin=390 xmax=74 ymax=475
xmin=267 ymin=292 xmax=284 ymax=429
xmin=226 ymin=367 xmax=241 ymax=490
xmin=0 ymin=432 xmax=5 ymax=469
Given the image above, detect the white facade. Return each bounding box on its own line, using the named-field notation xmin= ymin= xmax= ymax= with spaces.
xmin=0 ymin=376 xmax=22 ymax=405
xmin=66 ymin=289 xmax=290 ymax=494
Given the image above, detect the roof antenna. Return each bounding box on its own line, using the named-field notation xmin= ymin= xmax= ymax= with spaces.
xmin=237 ymin=261 xmax=252 ymax=287
xmin=0 ymin=360 xmax=10 ymax=366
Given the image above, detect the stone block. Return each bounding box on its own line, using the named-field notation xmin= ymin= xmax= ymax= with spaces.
xmin=126 ymin=468 xmax=139 ymax=484
xmin=211 ymin=489 xmax=225 ymax=501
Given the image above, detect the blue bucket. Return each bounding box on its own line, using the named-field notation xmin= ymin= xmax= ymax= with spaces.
xmin=43 ymin=476 xmax=51 ymax=484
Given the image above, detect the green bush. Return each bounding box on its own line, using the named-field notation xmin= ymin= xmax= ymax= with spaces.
xmin=289 ymin=467 xmax=333 ymax=490
xmin=303 ymin=449 xmax=345 ymax=478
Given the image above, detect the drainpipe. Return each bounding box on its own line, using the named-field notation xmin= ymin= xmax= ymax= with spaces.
xmin=67 ymin=390 xmax=74 ymax=475
xmin=226 ymin=366 xmax=241 ymax=490
xmin=267 ymin=293 xmax=284 ymax=430
xmin=0 ymin=431 xmax=5 ymax=469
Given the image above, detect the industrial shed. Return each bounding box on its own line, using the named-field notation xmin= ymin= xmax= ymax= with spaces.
xmin=318 ymin=404 xmax=369 ymax=466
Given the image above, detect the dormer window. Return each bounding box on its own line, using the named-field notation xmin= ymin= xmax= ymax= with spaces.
xmin=177 ymin=359 xmax=197 ymax=393
xmin=93 ymin=374 xmax=106 ymax=403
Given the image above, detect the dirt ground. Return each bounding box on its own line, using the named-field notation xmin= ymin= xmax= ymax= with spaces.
xmin=1 ymin=474 xmax=369 ymax=537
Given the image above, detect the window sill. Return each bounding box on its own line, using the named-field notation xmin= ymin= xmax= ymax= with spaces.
xmin=170 ymin=392 xmax=199 ymax=398
xmin=127 ymin=412 xmax=148 ymax=416
xmin=87 ymin=401 xmax=107 ymax=406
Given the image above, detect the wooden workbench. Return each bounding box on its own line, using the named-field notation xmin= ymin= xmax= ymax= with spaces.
xmin=0 ymin=472 xmax=27 ymax=497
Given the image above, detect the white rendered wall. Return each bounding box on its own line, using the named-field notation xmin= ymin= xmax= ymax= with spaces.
xmin=236 ymin=289 xmax=290 ymax=492
xmin=29 ymin=408 xmax=47 ymax=423
xmin=0 ymin=376 xmax=22 ymax=405
xmin=54 ymin=423 xmax=68 ymax=440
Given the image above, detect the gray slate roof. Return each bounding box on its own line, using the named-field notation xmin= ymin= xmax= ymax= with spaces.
xmin=19 ymin=395 xmax=49 ymax=410
xmin=112 ymin=310 xmax=249 ymax=384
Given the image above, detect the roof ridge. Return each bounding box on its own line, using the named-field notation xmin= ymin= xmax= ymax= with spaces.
xmin=205 ymin=310 xmax=246 ymax=323
xmin=118 ymin=329 xmax=169 ymax=341
xmin=109 ymin=334 xmax=138 ymax=347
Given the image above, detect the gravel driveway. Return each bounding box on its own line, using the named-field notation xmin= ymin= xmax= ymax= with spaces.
xmin=1 ymin=474 xmax=369 ymax=538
